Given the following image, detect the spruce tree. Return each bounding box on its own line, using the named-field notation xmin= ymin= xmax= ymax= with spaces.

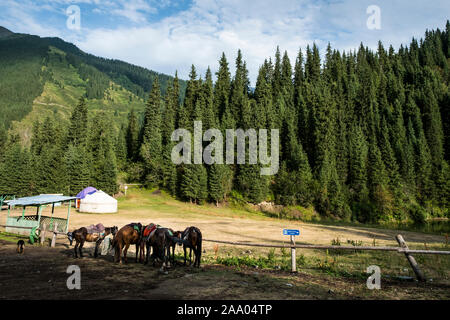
xmin=126 ymin=109 xmax=140 ymax=162
xmin=140 ymin=78 xmax=163 ymax=187
xmin=66 ymin=97 xmax=88 ymax=146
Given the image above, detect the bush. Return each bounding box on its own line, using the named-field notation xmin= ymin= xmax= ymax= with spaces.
xmin=409 ymin=204 xmax=427 ymax=225
xmin=352 ymin=199 xmax=377 ymax=223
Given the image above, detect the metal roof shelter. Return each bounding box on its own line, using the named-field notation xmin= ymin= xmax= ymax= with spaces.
xmin=0 ymin=194 xmax=15 ymax=209
xmin=5 ymin=195 xmax=77 ymax=236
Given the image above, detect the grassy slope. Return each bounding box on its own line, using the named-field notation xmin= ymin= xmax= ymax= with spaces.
xmin=9 ymin=46 xmax=146 ymax=145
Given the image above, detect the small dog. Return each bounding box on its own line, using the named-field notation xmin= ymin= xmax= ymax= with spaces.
xmin=16 ymin=240 xmax=25 ymax=254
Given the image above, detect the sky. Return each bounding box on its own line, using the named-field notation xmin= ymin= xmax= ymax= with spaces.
xmin=0 ymin=0 xmax=449 ymax=85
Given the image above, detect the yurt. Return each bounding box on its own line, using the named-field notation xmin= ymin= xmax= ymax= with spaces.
xmin=76 ymin=187 xmax=97 ymax=208
xmin=79 ymin=190 xmax=117 ymax=213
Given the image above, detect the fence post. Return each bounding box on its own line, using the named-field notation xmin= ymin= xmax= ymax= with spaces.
xmin=396 ymin=234 xmax=426 ymax=282
xmin=40 ymin=223 xmax=46 ymax=245
xmin=51 ymin=222 xmax=58 ymax=248
xmin=291 ymin=235 xmax=297 ymax=273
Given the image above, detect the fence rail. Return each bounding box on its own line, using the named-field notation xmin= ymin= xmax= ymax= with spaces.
xmin=204 ymin=236 xmax=450 ymax=282
xmin=0 ymin=224 xmax=66 ymax=248
xmin=203 ymin=238 xmax=450 ymax=255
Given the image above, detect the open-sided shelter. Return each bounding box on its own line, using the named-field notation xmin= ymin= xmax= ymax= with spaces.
xmin=5 ymin=195 xmax=77 ymax=236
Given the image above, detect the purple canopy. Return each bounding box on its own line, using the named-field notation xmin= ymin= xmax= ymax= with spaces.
xmin=76 ymin=187 xmax=97 ymax=199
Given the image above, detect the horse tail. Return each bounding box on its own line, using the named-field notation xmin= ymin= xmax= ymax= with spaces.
xmin=196 ymin=228 xmax=202 ymax=266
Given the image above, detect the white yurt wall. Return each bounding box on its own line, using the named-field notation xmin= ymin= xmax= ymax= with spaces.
xmin=79 ymin=190 xmax=118 ymax=213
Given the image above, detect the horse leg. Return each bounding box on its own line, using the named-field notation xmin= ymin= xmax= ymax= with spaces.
xmin=74 ymin=241 xmax=79 ymax=258
xmin=197 ymin=246 xmax=202 ymax=268
xmin=139 ymin=241 xmax=142 ymax=263
xmin=152 ymin=245 xmax=157 ymax=267
xmin=94 ymin=239 xmax=102 ymax=258
xmin=145 ymin=242 xmax=150 ymax=265
xmin=79 ymin=240 xmax=85 ymax=258
xmin=135 ymin=243 xmax=139 ymax=263
xmin=171 ymin=244 xmax=176 ymax=265
xmin=183 ymin=245 xmax=187 ymax=266
xmin=195 ymin=246 xmax=201 ymax=268
xmin=165 ymin=244 xmax=170 ymax=268
xmin=123 ymin=243 xmax=130 ymax=264
xmin=189 ymin=247 xmax=192 ymax=266
xmin=118 ymin=243 xmax=124 ymax=264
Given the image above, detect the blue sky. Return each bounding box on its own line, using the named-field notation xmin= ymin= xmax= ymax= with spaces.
xmin=1 ymin=0 xmax=449 ymax=85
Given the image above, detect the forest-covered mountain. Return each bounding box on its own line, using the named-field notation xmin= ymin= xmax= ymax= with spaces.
xmin=0 ymin=22 xmax=449 ymax=225
xmin=0 ymin=27 xmax=186 ymax=138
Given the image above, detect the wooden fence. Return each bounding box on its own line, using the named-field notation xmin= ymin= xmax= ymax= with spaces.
xmin=0 ymin=223 xmax=66 ymax=247
xmin=203 ymin=235 xmax=450 ymax=282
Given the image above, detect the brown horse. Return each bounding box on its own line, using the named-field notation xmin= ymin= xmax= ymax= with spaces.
xmin=113 ymin=223 xmax=143 ymax=264
xmin=68 ymin=226 xmax=118 ymax=258
xmin=181 ymin=226 xmax=202 ymax=267
xmin=143 ymin=227 xmax=179 ymax=267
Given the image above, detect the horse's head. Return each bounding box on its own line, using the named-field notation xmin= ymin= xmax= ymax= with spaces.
xmin=67 ymin=232 xmax=74 ymax=246
xmin=112 ymin=226 xmax=118 ymax=236
xmin=154 ymin=229 xmax=166 ymax=259
xmin=190 ymin=228 xmax=199 ymax=247
xmin=173 ymin=231 xmax=183 ymax=246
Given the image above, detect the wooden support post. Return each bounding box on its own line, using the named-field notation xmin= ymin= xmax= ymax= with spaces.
xmin=51 ymin=222 xmax=58 ymax=248
xmin=40 ymin=223 xmax=46 ymax=245
xmin=396 ymin=234 xmax=426 ymax=282
xmin=66 ymin=200 xmax=72 ymax=233
xmin=291 ymin=235 xmax=297 ymax=273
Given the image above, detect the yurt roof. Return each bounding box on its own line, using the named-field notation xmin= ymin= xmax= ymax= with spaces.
xmin=81 ymin=190 xmax=117 ymax=204
xmin=76 ymin=186 xmax=98 ymax=199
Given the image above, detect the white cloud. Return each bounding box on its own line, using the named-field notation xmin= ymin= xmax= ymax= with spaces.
xmin=75 ymin=0 xmax=320 ymax=84
xmin=1 ymin=0 xmax=450 ymax=85
xmin=110 ymin=0 xmax=157 ymax=23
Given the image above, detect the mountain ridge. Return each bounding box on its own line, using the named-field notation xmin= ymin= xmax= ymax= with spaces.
xmin=0 ymin=27 xmax=186 ymax=137
xmin=0 ymin=26 xmax=13 ymax=38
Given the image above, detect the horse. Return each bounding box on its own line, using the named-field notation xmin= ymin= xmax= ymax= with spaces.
xmin=181 ymin=226 xmax=202 ymax=267
xmin=68 ymin=225 xmax=118 ymax=258
xmin=143 ymin=226 xmax=178 ymax=268
xmin=113 ymin=223 xmax=143 ymax=264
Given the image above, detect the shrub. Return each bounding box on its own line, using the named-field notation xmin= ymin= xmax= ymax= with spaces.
xmin=409 ymin=204 xmax=427 ymax=225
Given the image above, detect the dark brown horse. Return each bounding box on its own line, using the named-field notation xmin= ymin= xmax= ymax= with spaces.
xmin=113 ymin=223 xmax=143 ymax=264
xmin=68 ymin=226 xmax=118 ymax=258
xmin=181 ymin=226 xmax=202 ymax=267
xmin=143 ymin=227 xmax=178 ymax=267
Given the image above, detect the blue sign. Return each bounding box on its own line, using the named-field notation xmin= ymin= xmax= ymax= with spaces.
xmin=283 ymin=229 xmax=300 ymax=236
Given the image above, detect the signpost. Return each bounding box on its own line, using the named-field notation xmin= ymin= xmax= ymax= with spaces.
xmin=283 ymin=229 xmax=300 ymax=273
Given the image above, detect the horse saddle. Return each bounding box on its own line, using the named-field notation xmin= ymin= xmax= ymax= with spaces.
xmin=143 ymin=224 xmax=157 ymax=238
xmin=86 ymin=223 xmax=105 ymax=234
xmin=127 ymin=223 xmax=142 ymax=234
